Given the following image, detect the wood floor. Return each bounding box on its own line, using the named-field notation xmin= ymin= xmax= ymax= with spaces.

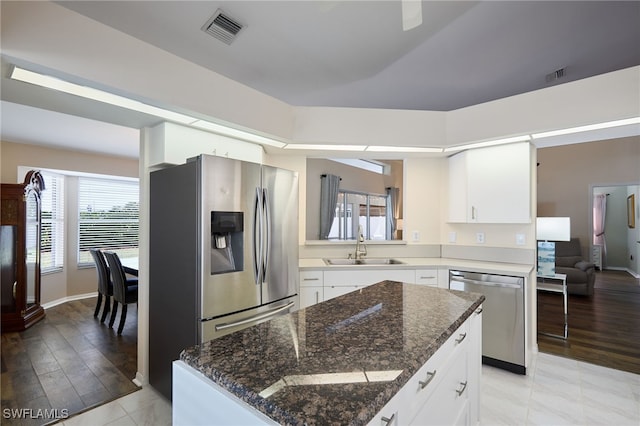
xmin=1 ymin=297 xmax=138 ymax=425
xmin=537 ymin=269 xmax=640 ymax=375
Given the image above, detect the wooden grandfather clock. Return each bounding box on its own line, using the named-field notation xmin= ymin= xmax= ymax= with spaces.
xmin=1 ymin=171 xmax=46 ymax=332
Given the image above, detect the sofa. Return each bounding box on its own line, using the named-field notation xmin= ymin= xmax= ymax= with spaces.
xmin=554 ymin=238 xmax=596 ymax=296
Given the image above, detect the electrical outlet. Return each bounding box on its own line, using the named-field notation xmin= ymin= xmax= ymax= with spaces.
xmin=476 ymin=232 xmax=485 ymax=244
xmin=412 ymin=231 xmax=420 ymax=242
xmin=516 ymin=234 xmax=526 ymax=245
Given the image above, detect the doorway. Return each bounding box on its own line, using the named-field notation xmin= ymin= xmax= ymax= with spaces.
xmin=591 ymin=184 xmax=640 ymax=277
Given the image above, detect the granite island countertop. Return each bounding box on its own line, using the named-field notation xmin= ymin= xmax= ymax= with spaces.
xmin=180 ymin=280 xmax=485 ymax=425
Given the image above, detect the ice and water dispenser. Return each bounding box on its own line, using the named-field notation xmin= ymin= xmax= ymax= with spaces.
xmin=210 ymin=211 xmax=244 ymax=274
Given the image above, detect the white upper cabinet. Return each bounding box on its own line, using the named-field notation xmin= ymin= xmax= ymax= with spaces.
xmin=448 ymin=142 xmax=531 ymax=223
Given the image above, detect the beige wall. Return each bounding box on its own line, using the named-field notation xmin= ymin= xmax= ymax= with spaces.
xmin=537 ymin=136 xmax=640 ymax=259
xmin=1 ymin=140 xmax=139 ymax=304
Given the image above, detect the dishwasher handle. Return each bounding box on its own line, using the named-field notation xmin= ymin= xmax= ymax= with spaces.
xmin=451 ymin=276 xmax=522 ymax=289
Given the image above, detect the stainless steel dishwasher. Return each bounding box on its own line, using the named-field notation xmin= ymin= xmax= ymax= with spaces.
xmin=449 ymin=270 xmax=525 ymax=374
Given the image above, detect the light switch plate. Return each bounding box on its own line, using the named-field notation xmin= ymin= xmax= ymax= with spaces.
xmin=516 ymin=233 xmax=526 ymax=245
xmin=412 ymin=231 xmax=420 ymax=242
xmin=449 ymin=232 xmax=457 ymax=243
xmin=476 ymin=232 xmax=485 ymax=244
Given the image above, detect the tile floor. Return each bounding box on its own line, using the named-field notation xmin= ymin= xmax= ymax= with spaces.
xmin=59 ymin=352 xmax=640 ymax=426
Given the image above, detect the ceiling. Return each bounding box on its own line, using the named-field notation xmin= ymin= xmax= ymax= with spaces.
xmin=2 ymin=1 xmax=640 ymax=158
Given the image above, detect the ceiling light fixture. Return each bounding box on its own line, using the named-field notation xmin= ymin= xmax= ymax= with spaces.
xmin=531 ymin=117 xmax=640 ymax=139
xmin=9 ymin=66 xmax=287 ymax=149
xmin=283 ymin=144 xmax=367 ymax=151
xmin=365 ymin=146 xmax=443 ymax=153
xmin=443 ymin=135 xmax=532 ymax=153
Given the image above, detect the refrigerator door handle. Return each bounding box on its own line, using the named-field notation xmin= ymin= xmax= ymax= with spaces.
xmin=262 ymin=188 xmax=271 ymax=279
xmin=214 ymin=301 xmax=295 ymax=331
xmin=253 ymin=187 xmax=263 ymax=285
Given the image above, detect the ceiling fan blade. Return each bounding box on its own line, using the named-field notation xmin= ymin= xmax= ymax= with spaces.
xmin=402 ymin=0 xmax=423 ymax=31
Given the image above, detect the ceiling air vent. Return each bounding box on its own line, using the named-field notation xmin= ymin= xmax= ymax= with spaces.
xmin=545 ymin=67 xmax=566 ymax=83
xmin=201 ymin=9 xmax=244 ymax=45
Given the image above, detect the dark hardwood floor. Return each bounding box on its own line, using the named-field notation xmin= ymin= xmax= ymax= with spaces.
xmin=538 ymin=269 xmax=640 ymax=375
xmin=1 ymin=297 xmax=138 ymax=425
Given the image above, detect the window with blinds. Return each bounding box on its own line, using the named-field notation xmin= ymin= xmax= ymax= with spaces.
xmin=41 ymin=172 xmax=65 ymax=273
xmin=78 ymin=177 xmax=139 ymax=265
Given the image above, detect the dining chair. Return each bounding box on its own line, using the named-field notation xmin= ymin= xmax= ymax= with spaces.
xmin=103 ymin=251 xmax=139 ymax=335
xmin=89 ymin=249 xmax=113 ymax=323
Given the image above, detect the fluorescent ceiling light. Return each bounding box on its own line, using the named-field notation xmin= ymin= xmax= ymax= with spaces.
xmin=10 ymin=66 xmax=195 ymax=124
xmin=443 ymin=135 xmax=531 ymax=153
xmin=531 ymin=117 xmax=640 ymax=139
xmin=365 ymin=146 xmax=443 ymax=153
xmin=9 ymin=66 xmax=288 ymax=149
xmin=284 ymin=144 xmax=367 ymax=151
xmin=190 ymin=120 xmax=286 ymax=148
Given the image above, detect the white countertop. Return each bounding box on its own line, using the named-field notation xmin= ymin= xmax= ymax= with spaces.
xmin=300 ymin=257 xmax=534 ymax=276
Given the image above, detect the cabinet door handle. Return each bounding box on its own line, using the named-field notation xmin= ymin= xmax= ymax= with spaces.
xmin=419 ymin=276 xmax=435 ymax=279
xmin=418 ymin=370 xmax=436 ymax=389
xmin=455 ymin=332 xmax=467 ymax=344
xmin=303 ymin=277 xmax=319 ymax=281
xmin=381 ymin=413 xmax=395 ymax=425
xmin=475 ymin=307 xmax=483 ymax=314
xmin=315 ymin=291 xmax=319 ymax=304
xmin=471 ymin=206 xmax=476 ymax=220
xmin=456 ymin=381 xmax=468 ymax=396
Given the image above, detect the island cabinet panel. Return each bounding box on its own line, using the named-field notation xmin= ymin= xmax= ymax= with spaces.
xmin=448 ymin=142 xmax=531 ymax=223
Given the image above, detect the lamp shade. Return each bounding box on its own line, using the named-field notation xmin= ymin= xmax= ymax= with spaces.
xmin=536 ymin=217 xmax=571 ymax=241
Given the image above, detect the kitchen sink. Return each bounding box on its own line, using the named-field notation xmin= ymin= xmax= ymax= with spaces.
xmin=323 ymin=258 xmax=404 ymax=266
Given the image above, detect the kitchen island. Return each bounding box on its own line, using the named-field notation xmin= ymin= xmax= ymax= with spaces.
xmin=174 ymin=280 xmax=485 ymax=425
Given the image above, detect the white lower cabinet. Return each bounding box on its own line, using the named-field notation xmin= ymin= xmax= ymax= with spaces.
xmin=414 ymin=268 xmax=438 ymax=287
xmin=367 ymin=310 xmax=481 ymax=426
xmin=299 ymin=270 xmax=324 ymax=309
xmin=323 ymin=269 xmax=416 ymax=302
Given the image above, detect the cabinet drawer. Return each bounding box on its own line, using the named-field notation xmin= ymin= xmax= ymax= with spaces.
xmin=299 ymin=270 xmax=323 ymax=287
xmin=409 ymin=346 xmax=469 ymax=425
xmin=405 ymin=319 xmax=470 ymax=421
xmin=415 ymin=269 xmax=438 ymax=287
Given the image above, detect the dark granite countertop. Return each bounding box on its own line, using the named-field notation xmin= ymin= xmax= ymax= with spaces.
xmin=180 ymin=280 xmax=485 ymax=426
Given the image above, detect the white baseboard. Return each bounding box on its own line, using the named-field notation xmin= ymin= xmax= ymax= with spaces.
xmin=42 ymin=292 xmax=98 ymax=310
xmin=602 ymin=267 xmax=640 ymax=279
xmin=133 ymin=372 xmax=145 ymax=387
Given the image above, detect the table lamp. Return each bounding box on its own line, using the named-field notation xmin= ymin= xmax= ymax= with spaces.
xmin=536 ymin=217 xmax=571 ymax=276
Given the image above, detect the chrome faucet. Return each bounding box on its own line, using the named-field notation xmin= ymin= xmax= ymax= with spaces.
xmin=354 ymin=225 xmax=367 ymax=260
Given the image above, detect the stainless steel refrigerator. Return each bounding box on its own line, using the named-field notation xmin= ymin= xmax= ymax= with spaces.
xmin=149 ymin=154 xmax=299 ymax=400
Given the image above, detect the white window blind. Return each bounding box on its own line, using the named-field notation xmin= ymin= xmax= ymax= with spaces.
xmin=78 ymin=177 xmax=139 ymax=265
xmin=40 ymin=172 xmax=65 ymax=273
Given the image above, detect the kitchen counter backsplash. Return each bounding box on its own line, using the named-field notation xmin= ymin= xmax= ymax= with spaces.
xmin=180 ymin=281 xmax=484 ymax=425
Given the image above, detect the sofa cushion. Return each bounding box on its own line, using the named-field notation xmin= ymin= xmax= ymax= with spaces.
xmin=556 ymin=255 xmax=583 ymax=268
xmin=575 ymin=261 xmax=595 ymax=272
xmin=555 ymin=266 xmax=587 ymax=283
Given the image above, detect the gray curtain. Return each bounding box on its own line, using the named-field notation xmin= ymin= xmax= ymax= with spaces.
xmin=386 ymin=187 xmax=400 ymax=240
xmin=320 ymin=174 xmax=340 ymax=239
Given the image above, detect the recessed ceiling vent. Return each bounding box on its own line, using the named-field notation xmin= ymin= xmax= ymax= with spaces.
xmin=201 ymin=9 xmax=244 ymax=45
xmin=545 ymin=67 xmax=566 ymax=83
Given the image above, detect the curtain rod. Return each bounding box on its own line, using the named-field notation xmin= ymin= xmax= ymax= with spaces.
xmin=321 ymin=174 xmax=342 ymax=180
